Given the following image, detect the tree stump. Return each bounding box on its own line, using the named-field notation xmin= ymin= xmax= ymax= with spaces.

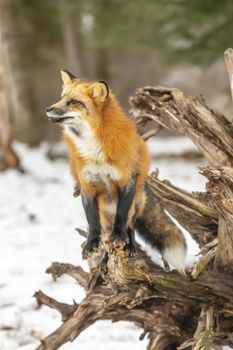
xmin=34 ymin=64 xmax=233 ymax=350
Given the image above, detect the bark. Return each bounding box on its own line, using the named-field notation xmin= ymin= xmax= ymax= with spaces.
xmin=200 ymin=166 xmax=233 ymax=272
xmin=35 ymin=61 xmax=233 ymax=349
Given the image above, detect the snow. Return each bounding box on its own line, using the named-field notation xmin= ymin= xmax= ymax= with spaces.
xmin=0 ymin=137 xmax=230 ymax=349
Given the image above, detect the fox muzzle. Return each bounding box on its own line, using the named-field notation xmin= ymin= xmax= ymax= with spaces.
xmin=46 ymin=106 xmax=73 ymax=124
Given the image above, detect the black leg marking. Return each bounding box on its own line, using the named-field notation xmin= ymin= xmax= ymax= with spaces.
xmin=81 ymin=192 xmax=101 ymax=259
xmin=111 ymin=176 xmax=136 ymax=248
xmin=124 ymin=227 xmax=137 ymax=256
xmin=124 ymin=206 xmax=138 ymax=256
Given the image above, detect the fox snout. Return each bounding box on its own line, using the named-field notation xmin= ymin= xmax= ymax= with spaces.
xmin=46 ymin=106 xmax=73 ymax=124
xmin=46 ymin=106 xmax=54 ymax=114
xmin=46 ymin=106 xmax=64 ymax=116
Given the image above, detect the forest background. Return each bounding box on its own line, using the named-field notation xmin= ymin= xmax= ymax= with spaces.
xmin=1 ymin=0 xmax=233 ymax=145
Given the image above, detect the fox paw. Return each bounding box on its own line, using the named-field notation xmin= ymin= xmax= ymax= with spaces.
xmin=124 ymin=242 xmax=137 ymax=257
xmin=110 ymin=229 xmax=128 ymax=250
xmin=82 ymin=238 xmax=100 ymax=260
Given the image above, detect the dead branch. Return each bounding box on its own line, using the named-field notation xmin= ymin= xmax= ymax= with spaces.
xmin=46 ymin=262 xmax=89 ymax=290
xmin=191 ymin=239 xmax=217 ymax=279
xmin=34 ymin=290 xmax=78 ymax=322
xmin=130 ymin=86 xmax=233 ymax=166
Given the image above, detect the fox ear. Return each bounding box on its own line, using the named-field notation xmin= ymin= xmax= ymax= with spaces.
xmin=61 ymin=70 xmax=76 ymax=85
xmin=88 ymin=81 xmax=109 ymax=102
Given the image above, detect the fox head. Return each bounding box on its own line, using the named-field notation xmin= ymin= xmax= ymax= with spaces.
xmin=46 ymin=70 xmax=109 ymax=129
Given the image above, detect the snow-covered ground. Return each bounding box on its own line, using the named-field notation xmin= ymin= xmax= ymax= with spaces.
xmin=0 ymin=137 xmax=230 ymax=350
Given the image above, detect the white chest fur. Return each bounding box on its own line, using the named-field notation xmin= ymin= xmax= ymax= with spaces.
xmin=65 ymin=124 xmax=105 ymax=161
xmin=65 ymin=126 xmax=120 ymax=184
xmin=82 ymin=163 xmax=120 ymax=184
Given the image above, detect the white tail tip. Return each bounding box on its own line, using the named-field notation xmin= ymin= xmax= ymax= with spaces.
xmin=162 ymin=245 xmax=187 ymax=276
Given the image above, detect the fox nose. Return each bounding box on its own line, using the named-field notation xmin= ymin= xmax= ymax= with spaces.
xmin=46 ymin=107 xmax=53 ymax=113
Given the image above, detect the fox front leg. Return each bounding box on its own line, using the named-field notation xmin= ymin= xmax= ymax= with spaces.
xmin=124 ymin=207 xmax=138 ymax=256
xmin=111 ymin=177 xmax=136 ymax=251
xmin=81 ymin=192 xmax=101 ymax=259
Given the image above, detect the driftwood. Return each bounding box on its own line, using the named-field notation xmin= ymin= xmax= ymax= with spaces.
xmin=35 ymin=52 xmax=233 ymax=349
xmin=130 ymin=86 xmax=233 ymax=167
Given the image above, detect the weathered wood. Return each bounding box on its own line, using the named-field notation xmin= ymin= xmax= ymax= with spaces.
xmin=46 ymin=262 xmax=89 ymax=290
xmin=130 ymin=86 xmax=233 ymax=166
xmin=191 ymin=307 xmax=222 ymax=350
xmin=200 ymin=166 xmax=233 ymax=272
xmin=35 ymin=248 xmax=233 ymax=350
xmin=191 ymin=239 xmax=218 ymax=279
xmin=34 ymin=290 xmax=78 ymax=322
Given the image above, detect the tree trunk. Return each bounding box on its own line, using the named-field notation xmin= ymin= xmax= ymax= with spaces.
xmin=93 ymin=0 xmax=111 ymax=81
xmin=0 ymin=0 xmax=30 ymax=130
xmin=224 ymin=47 xmax=233 ymax=118
xmin=60 ymin=0 xmax=87 ymax=76
xmin=34 ymin=57 xmax=233 ymax=349
xmin=0 ymin=64 xmax=20 ymax=170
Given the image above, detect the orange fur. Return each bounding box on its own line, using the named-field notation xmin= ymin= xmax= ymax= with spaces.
xmin=50 ymin=74 xmax=150 ymax=232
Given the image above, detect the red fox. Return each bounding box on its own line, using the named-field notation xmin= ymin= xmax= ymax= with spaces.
xmin=46 ymin=70 xmax=186 ymax=273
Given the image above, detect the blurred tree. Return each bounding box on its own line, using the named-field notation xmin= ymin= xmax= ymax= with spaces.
xmin=0 ymin=65 xmax=20 ymax=170
xmin=9 ymin=0 xmax=62 ymax=143
xmin=72 ymin=0 xmax=233 ymax=67
xmin=0 ymin=0 xmax=30 ymax=128
xmin=0 ymin=0 xmax=26 ymax=168
xmin=59 ymin=0 xmax=87 ymax=75
xmin=7 ymin=0 xmax=233 ymax=81
xmin=146 ymin=0 xmax=233 ymax=65
xmin=5 ymin=0 xmax=233 ymax=142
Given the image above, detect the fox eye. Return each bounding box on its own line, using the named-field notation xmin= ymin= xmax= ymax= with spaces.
xmin=67 ymin=99 xmax=85 ymax=107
